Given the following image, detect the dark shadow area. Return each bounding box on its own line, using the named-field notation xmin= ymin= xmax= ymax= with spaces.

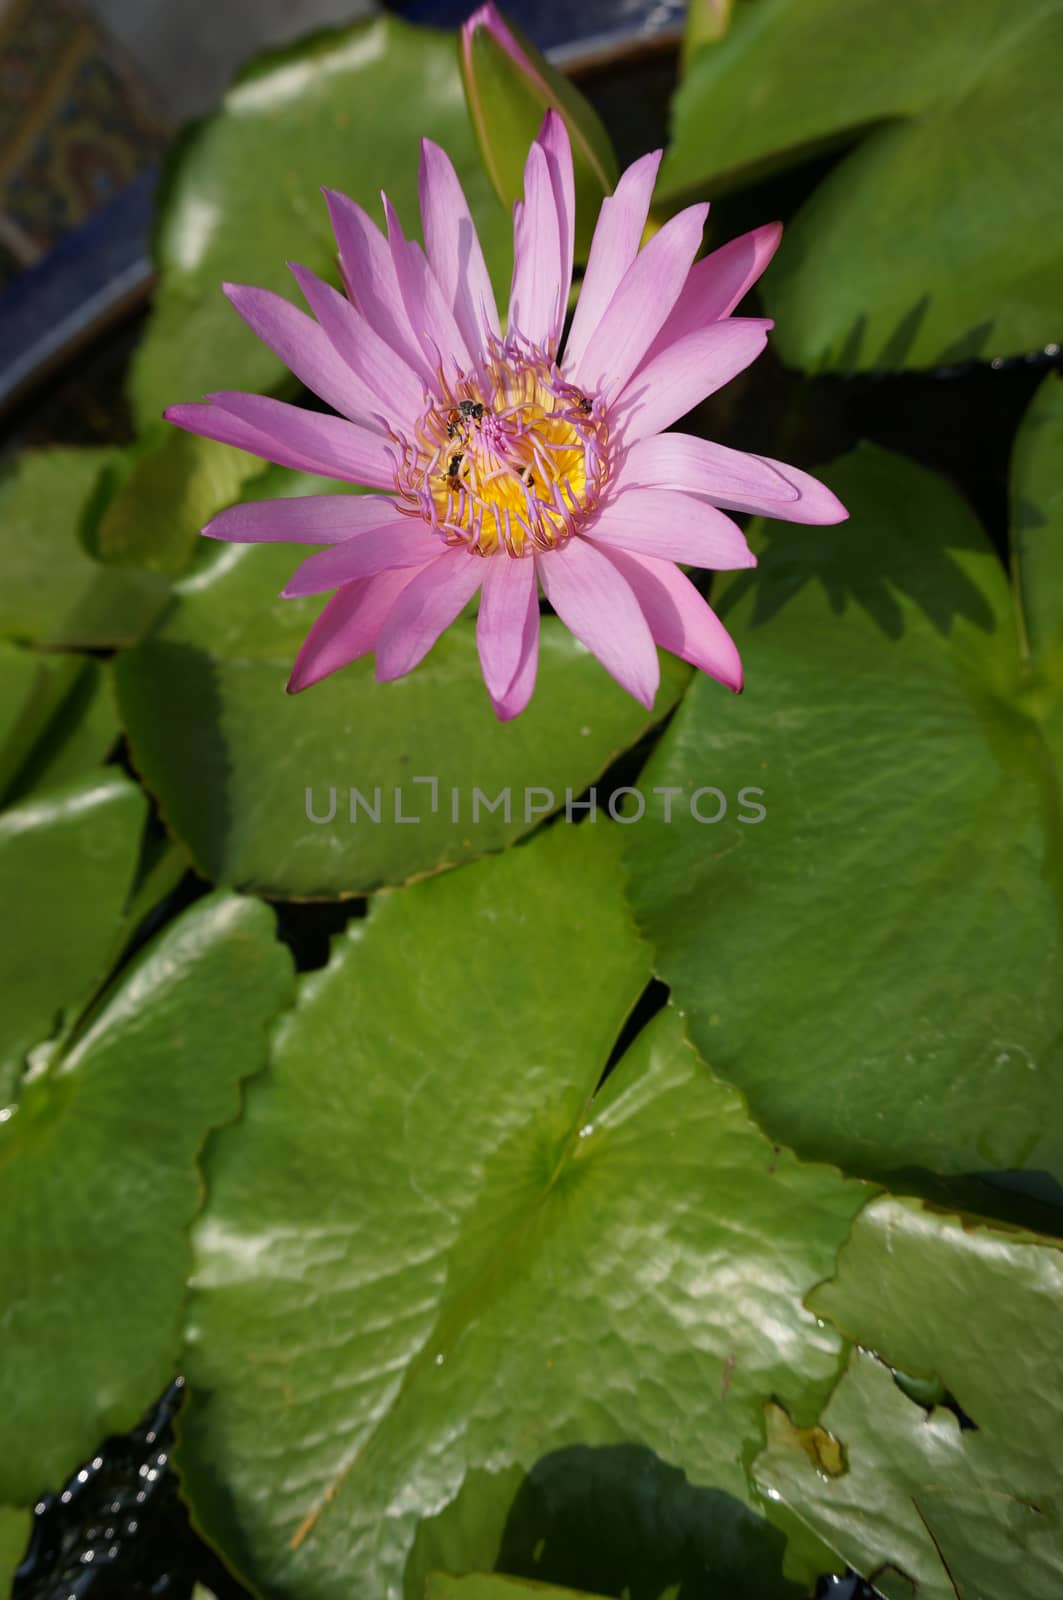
xmin=11 ymin=1379 xmax=251 ymax=1600
xmin=891 ymin=1369 xmax=978 ymax=1432
xmin=271 ymin=894 xmax=367 ymax=971
xmin=495 ymin=1443 xmax=803 ymax=1598
xmin=408 ymin=1443 xmax=807 ymax=1600
xmin=596 ymin=978 xmax=670 ymax=1091
xmin=719 ymin=490 xmax=997 ymax=642
xmin=867 ymin=1165 xmax=1063 ymax=1239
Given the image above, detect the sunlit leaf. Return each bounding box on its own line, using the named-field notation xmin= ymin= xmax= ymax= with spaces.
xmin=178 ymin=823 xmax=866 ymax=1599
xmin=755 ymin=1197 xmax=1063 ymax=1598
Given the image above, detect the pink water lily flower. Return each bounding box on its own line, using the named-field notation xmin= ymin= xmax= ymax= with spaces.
xmin=165 ymin=113 xmax=845 ymax=719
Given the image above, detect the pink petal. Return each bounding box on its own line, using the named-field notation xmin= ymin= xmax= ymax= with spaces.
xmin=584 ymin=488 xmax=754 ymax=570
xmin=614 ymin=433 xmax=848 ymax=524
xmin=612 ymin=434 xmax=796 ymax=508
xmin=419 ymin=138 xmax=500 ymax=357
xmin=203 ymin=493 xmax=405 ymax=543
xmin=537 ymin=110 xmax=575 ymax=344
xmin=222 ymin=283 xmax=384 ymax=428
xmin=178 ymin=392 xmax=397 ymax=488
xmin=383 ymin=195 xmax=472 ymax=382
xmin=476 ymin=553 xmax=537 ymax=701
xmin=374 ymin=549 xmax=486 ymax=681
xmin=288 ymin=263 xmax=426 ymax=428
xmin=599 ymin=545 xmax=743 ymax=692
xmin=490 ymin=596 xmax=540 ymax=721
xmin=287 ymin=564 xmax=425 ymax=693
xmin=642 ymin=222 xmax=782 ymax=359
xmin=561 ymin=149 xmax=662 ymax=377
xmin=536 ymin=537 xmax=659 ymax=709
xmin=323 ymin=187 xmax=434 ymax=383
xmin=282 ymin=524 xmax=441 ymax=595
xmin=567 ymin=203 xmax=709 ymax=398
xmin=509 ymin=141 xmax=562 ymax=350
xmin=725 ymin=458 xmax=849 ymax=525
xmin=611 ymin=318 xmax=772 ymax=446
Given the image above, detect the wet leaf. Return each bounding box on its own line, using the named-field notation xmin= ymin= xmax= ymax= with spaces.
xmin=178 ymin=823 xmax=866 ymax=1599
xmin=755 ymin=1197 xmax=1063 ymax=1598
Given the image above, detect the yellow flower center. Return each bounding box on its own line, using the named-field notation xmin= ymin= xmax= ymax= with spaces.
xmin=391 ymin=338 xmax=609 ymax=557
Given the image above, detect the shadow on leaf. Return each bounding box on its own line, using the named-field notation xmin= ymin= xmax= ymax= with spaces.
xmin=408 ymin=1445 xmax=803 ymax=1600
xmin=721 ymin=445 xmax=999 ymax=642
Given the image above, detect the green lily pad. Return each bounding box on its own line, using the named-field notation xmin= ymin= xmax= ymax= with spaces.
xmin=94 ymin=428 xmax=263 ymax=577
xmin=0 ymin=892 xmax=292 ymax=1504
xmin=0 ymin=770 xmax=147 ymax=1108
xmin=0 ymin=450 xmax=169 ymax=649
xmin=663 ymin=0 xmax=1063 ymax=370
xmin=0 ymin=1506 xmax=28 ymax=1592
xmin=1012 ymin=372 xmax=1063 ymax=684
xmin=754 ymin=1197 xmax=1063 ymax=1598
xmin=178 ymin=823 xmax=865 ymax=1599
xmin=114 ymin=473 xmax=690 ymax=897
xmin=0 ymin=644 xmax=119 ymax=806
xmin=427 ymin=1577 xmax=608 ymax=1600
xmin=131 ymin=14 xmax=513 ymax=426
xmin=624 ymin=442 xmax=1063 ymax=1188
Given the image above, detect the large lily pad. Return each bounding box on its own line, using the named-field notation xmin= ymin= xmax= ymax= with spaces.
xmin=114 ymin=472 xmax=690 ymax=897
xmin=662 ymin=0 xmax=1063 ymax=370
xmin=0 ymin=770 xmax=147 ymax=1107
xmin=179 ymin=823 xmax=865 ymax=1599
xmin=624 ymin=442 xmax=1063 ymax=1188
xmin=131 ymin=14 xmax=514 ymax=425
xmin=0 ymin=892 xmax=292 ymax=1504
xmin=0 ymin=450 xmax=169 ymax=649
xmin=755 ymin=1198 xmax=1063 ymax=1598
xmin=94 ymin=429 xmax=263 ymax=577
xmin=0 ymin=645 xmax=118 ymax=806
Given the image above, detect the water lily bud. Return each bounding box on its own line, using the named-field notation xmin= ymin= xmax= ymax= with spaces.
xmin=682 ymin=0 xmax=735 ymax=71
xmin=460 ymin=2 xmax=618 ymax=260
